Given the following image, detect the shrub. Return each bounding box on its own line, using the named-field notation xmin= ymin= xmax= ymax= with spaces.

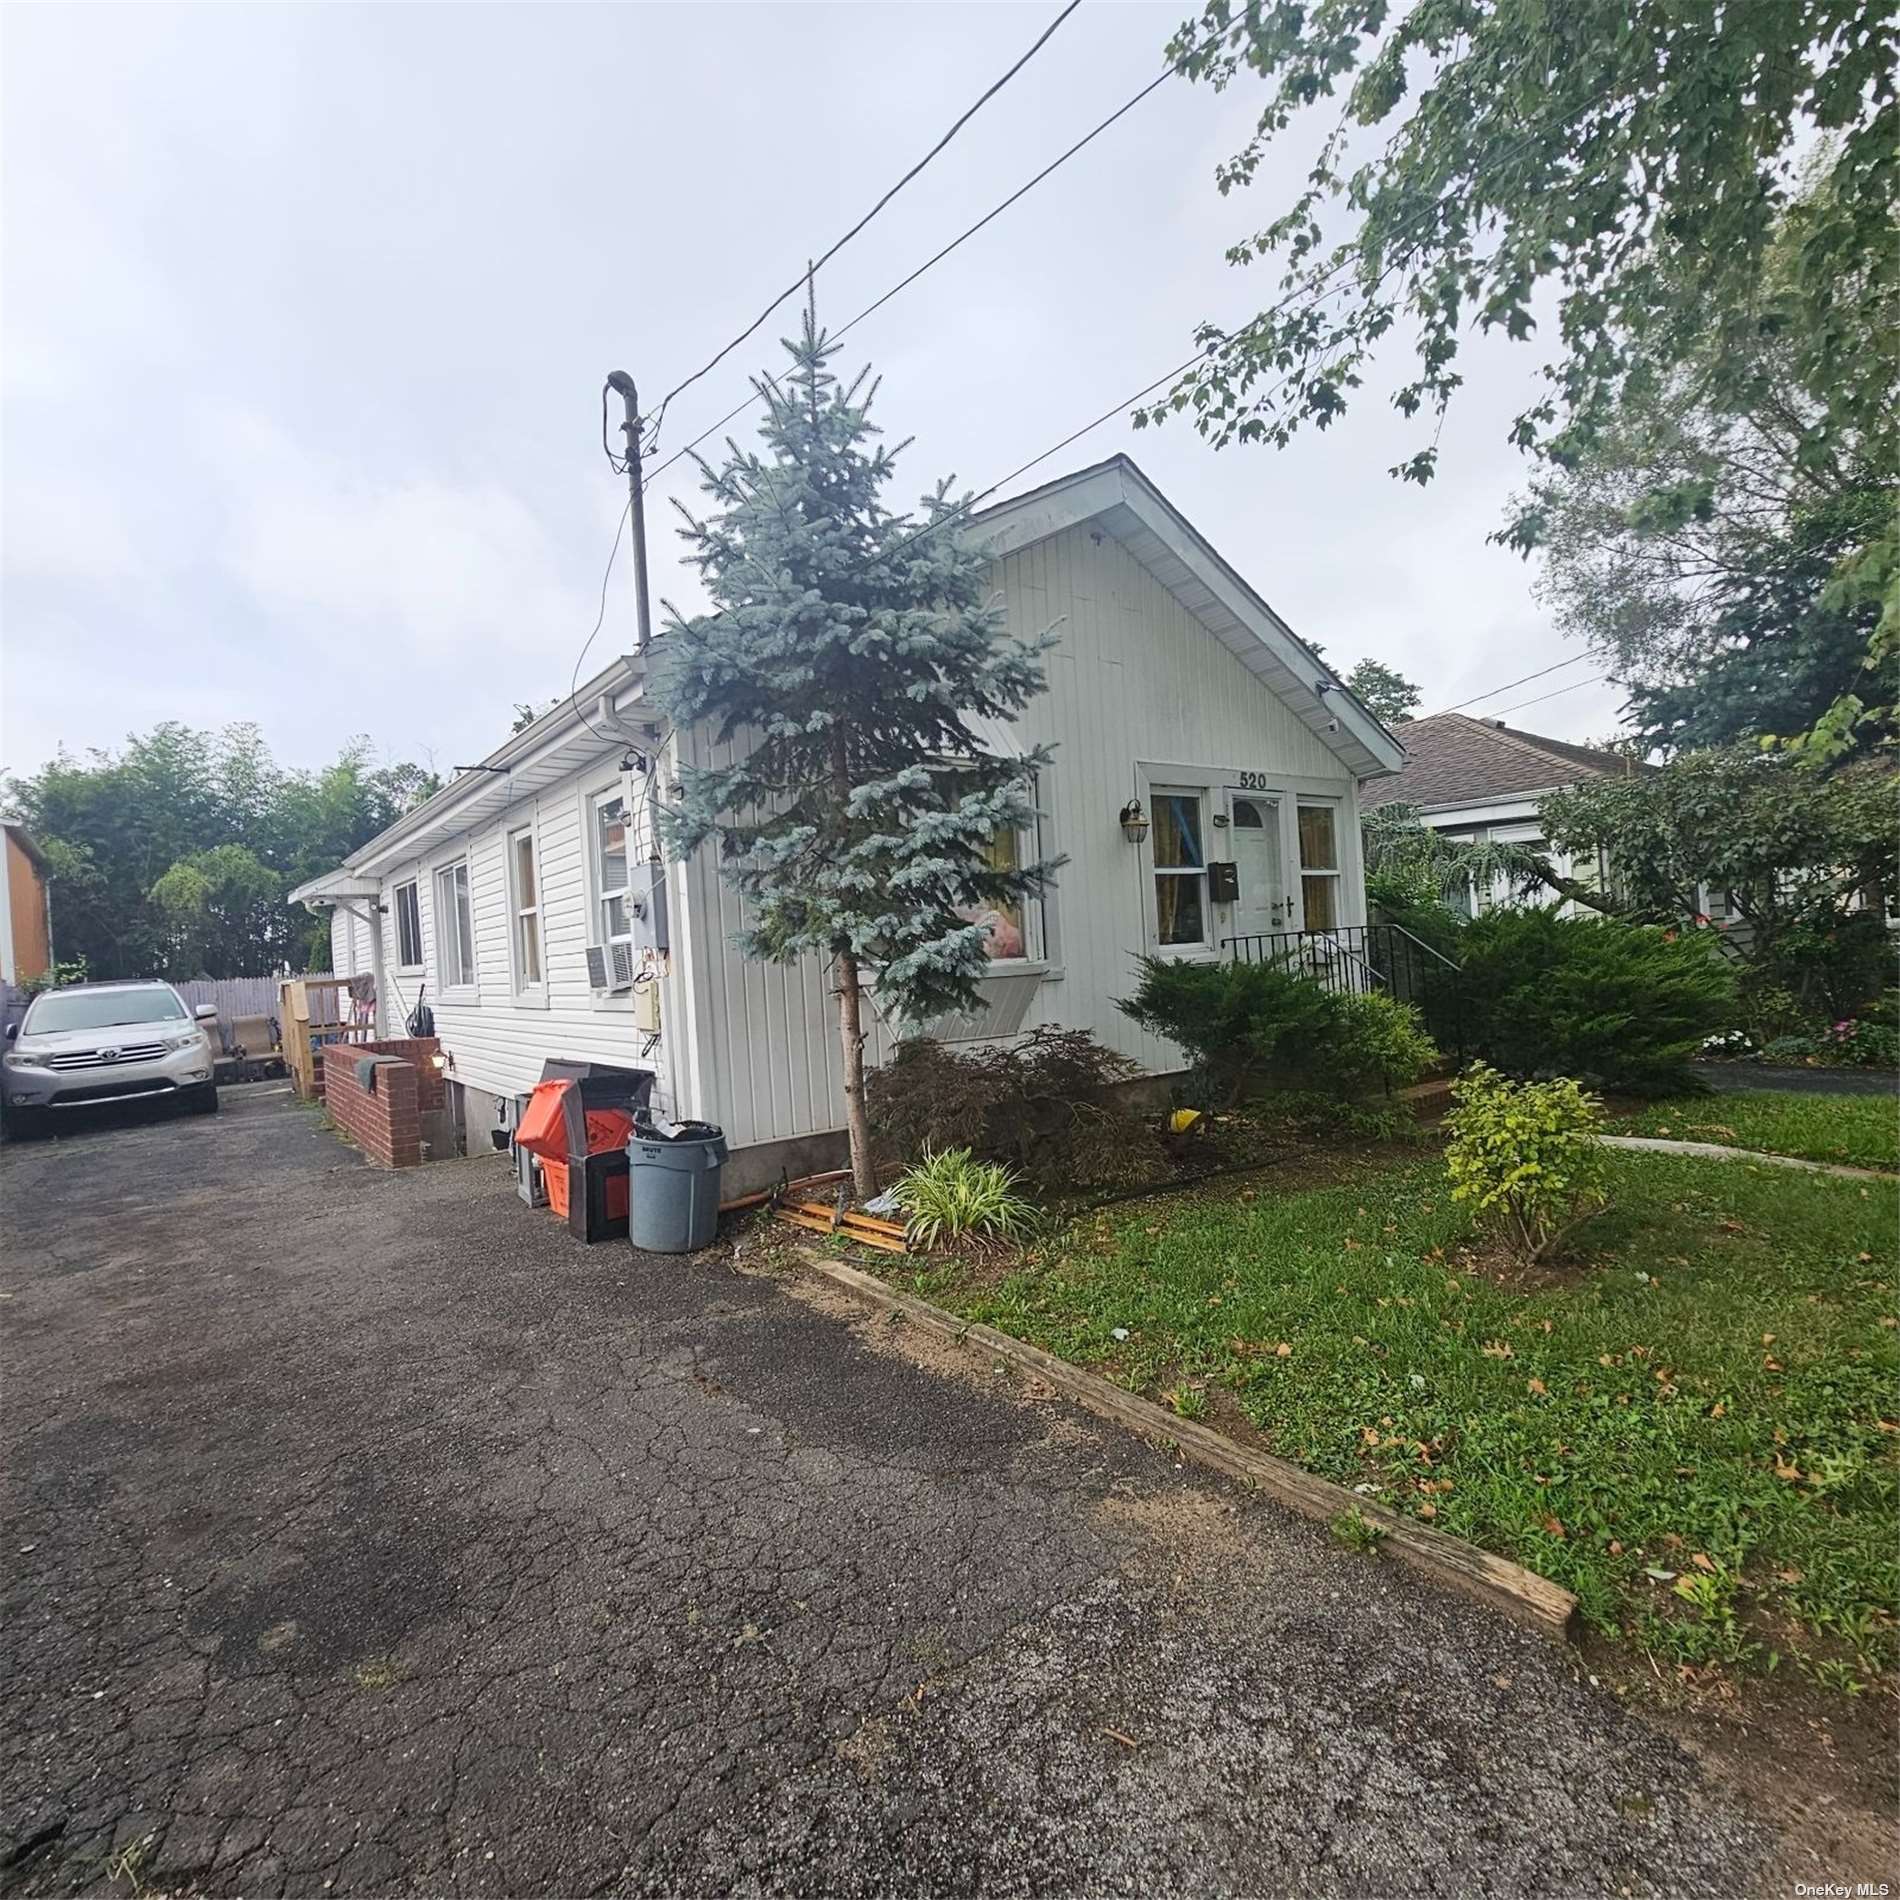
xmin=1455 ymin=908 xmax=1734 ymax=1093
xmin=1443 ymin=1063 xmax=1609 ymax=1262
xmin=1117 ymin=956 xmax=1438 ymax=1106
xmin=865 ymin=1028 xmax=1161 ymax=1188
xmin=891 ymin=1149 xmax=1035 ymax=1249
xmin=1825 ymin=1017 xmax=1900 ymax=1070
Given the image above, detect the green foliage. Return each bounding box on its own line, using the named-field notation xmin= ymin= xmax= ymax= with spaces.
xmin=865 ymin=1029 xmax=1161 ymax=1189
xmin=1541 ymin=752 xmax=1899 ymax=1020
xmin=20 ymin=957 xmax=88 ymax=997
xmin=1507 ymin=174 xmax=1898 ymax=762
xmin=1343 ymin=658 xmax=1420 ymax=725
xmin=890 ymin=1149 xmax=1036 ymax=1250
xmin=898 ymin=1150 xmax=1899 ymax=1690
xmin=653 ymin=308 xmax=1056 ymax=1030
xmin=1362 ymin=801 xmax=1555 ymax=915
xmin=1330 ymin=1508 xmax=1386 ymax=1557
xmin=1444 ymin=1064 xmax=1609 ymax=1262
xmin=1117 ymin=955 xmax=1438 ymax=1106
xmin=1455 ymin=909 xmax=1735 ymax=1092
xmin=148 ymin=845 xmax=283 ymax=980
xmin=1147 ymin=4 xmax=1897 ymax=759
xmin=4 ymin=723 xmax=438 ymax=979
xmin=1619 ymin=1091 xmax=1897 ymax=1173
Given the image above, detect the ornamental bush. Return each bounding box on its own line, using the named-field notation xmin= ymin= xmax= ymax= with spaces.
xmin=865 ymin=1028 xmax=1162 ymax=1188
xmin=1443 ymin=1063 xmax=1609 ymax=1262
xmin=1455 ymin=909 xmax=1734 ymax=1093
xmin=1116 ymin=956 xmax=1438 ymax=1106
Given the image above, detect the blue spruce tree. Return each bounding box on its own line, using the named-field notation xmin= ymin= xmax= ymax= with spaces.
xmin=654 ymin=309 xmax=1057 ymax=1198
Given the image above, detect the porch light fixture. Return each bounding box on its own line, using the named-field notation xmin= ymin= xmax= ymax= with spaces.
xmin=1118 ymin=799 xmax=1150 ymax=845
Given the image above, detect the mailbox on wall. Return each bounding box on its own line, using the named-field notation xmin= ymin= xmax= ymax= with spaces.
xmin=1208 ymin=860 xmax=1240 ymax=904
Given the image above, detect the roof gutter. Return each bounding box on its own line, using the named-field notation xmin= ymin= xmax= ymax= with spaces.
xmin=328 ymin=652 xmax=648 ymax=879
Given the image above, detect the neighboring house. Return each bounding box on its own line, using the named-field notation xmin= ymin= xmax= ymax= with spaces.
xmin=290 ymin=455 xmax=1405 ymax=1188
xmin=0 ymin=822 xmax=54 ymax=990
xmin=1373 ymin=712 xmax=1637 ymax=916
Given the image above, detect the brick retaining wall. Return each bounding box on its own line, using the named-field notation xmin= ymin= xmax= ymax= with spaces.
xmin=316 ymin=1035 xmax=442 ymax=1168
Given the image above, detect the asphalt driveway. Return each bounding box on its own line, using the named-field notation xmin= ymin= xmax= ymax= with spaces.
xmin=2 ymin=1084 xmax=1784 ymax=1895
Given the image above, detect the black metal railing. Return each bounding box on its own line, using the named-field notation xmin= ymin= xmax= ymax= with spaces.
xmin=1222 ymin=922 xmax=1466 ymax=1063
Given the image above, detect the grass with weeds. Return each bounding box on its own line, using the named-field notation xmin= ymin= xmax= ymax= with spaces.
xmin=1617 ymin=1089 xmax=1897 ymax=1172
xmin=897 ymin=1150 xmax=1898 ymax=1690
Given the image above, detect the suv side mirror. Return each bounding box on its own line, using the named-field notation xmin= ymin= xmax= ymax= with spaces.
xmin=194 ymin=1003 xmax=219 ymax=1021
xmin=4 ymin=1022 xmax=16 ymax=1042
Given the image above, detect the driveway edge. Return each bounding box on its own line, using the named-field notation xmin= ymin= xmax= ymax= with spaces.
xmin=1598 ymin=1133 xmax=1895 ymax=1179
xmin=794 ymin=1247 xmax=1579 ymax=1641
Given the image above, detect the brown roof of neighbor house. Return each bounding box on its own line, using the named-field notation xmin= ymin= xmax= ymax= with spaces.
xmin=1377 ymin=712 xmax=1640 ymax=811
xmin=2 ymin=821 xmax=49 ymax=872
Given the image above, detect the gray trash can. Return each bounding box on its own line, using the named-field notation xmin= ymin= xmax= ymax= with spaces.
xmin=627 ymin=1118 xmax=728 ymax=1253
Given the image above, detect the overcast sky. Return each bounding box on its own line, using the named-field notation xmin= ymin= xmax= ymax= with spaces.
xmin=1 ymin=0 xmax=1628 ymax=786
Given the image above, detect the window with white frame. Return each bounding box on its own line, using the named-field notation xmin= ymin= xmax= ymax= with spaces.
xmin=590 ymin=786 xmax=633 ymax=950
xmin=952 ymin=768 xmax=1048 ymax=964
xmin=433 ymin=858 xmax=476 ymax=991
xmin=1151 ymin=788 xmax=1210 ymax=948
xmin=1296 ymin=801 xmax=1342 ymax=931
xmin=507 ymin=826 xmax=542 ymax=991
xmin=393 ymin=880 xmax=423 ymax=969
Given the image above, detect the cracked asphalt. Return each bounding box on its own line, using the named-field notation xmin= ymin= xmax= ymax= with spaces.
xmin=3 ymin=1083 xmax=1779 ymax=1896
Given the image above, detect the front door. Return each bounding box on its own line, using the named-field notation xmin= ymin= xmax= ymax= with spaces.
xmin=1229 ymin=795 xmax=1289 ymax=938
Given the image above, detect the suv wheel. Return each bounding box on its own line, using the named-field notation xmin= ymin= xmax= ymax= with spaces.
xmin=187 ymin=1083 xmax=219 ymax=1116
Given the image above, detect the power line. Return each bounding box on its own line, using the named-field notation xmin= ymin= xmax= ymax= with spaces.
xmin=639 ymin=57 xmax=1180 ymax=494
xmin=1491 ymin=673 xmax=1611 ymax=717
xmin=567 ymin=498 xmax=632 ymax=746
xmin=647 ymin=0 xmax=1083 ymax=440
xmin=1431 ymin=651 xmax=1597 ymax=716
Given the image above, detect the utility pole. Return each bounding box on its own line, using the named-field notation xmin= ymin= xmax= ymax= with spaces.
xmin=605 ymin=370 xmax=654 ymax=652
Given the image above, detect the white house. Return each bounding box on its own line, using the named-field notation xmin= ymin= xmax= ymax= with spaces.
xmin=1372 ymin=712 xmax=1634 ymax=915
xmin=290 ymin=456 xmax=1405 ymax=1188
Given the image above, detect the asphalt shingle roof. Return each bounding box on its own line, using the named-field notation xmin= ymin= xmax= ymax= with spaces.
xmin=1378 ymin=712 xmax=1639 ymax=811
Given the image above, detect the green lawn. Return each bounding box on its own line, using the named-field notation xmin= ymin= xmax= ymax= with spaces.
xmin=1617 ymin=1089 xmax=1897 ymax=1172
xmin=901 ymin=1151 xmax=1899 ymax=1690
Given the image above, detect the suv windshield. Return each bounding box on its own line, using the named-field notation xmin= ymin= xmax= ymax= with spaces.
xmin=23 ymin=987 xmax=187 ymax=1034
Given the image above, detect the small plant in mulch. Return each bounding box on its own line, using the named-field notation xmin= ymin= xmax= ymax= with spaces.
xmin=890 ymin=1149 xmax=1037 ymax=1250
xmin=1330 ymin=1507 xmax=1386 ymax=1556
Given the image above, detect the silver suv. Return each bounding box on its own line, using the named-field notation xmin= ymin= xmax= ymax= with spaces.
xmin=3 ymin=981 xmax=219 ymax=1134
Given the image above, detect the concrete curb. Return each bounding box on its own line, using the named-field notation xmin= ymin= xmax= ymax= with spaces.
xmin=1597 ymin=1133 xmax=1895 ymax=1181
xmin=794 ymin=1247 xmax=1578 ymax=1642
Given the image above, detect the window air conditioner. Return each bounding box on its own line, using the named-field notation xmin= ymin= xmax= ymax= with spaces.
xmin=585 ymin=944 xmax=636 ymax=994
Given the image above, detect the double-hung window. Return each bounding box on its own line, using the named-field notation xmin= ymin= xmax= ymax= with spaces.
xmin=953 ymin=768 xmax=1048 ymax=965
xmin=393 ymin=880 xmax=423 ymax=969
xmin=590 ymin=788 xmax=633 ymax=952
xmin=433 ymin=858 xmax=476 ymax=992
xmin=1297 ymin=802 xmax=1342 ymax=931
xmin=508 ymin=826 xmax=543 ymax=993
xmin=1151 ymin=788 xmax=1210 ymax=949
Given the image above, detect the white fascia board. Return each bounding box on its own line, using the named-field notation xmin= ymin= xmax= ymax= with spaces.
xmin=966 ymin=457 xmax=1405 ymax=781
xmin=317 ymin=655 xmax=649 ymax=884
xmin=1409 ymin=791 xmax=1562 ymax=828
xmin=287 ymin=872 xmax=384 ymax=907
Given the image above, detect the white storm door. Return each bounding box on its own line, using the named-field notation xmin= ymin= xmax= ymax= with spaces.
xmin=1229 ymin=794 xmax=1290 ymax=938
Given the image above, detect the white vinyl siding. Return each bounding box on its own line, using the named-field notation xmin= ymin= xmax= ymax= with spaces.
xmin=676 ymin=517 xmax=1370 ymax=1145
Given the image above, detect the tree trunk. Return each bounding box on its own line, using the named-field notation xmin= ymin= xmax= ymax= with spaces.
xmin=835 ymin=947 xmax=877 ymax=1202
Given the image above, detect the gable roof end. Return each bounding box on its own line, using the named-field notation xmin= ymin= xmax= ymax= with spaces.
xmin=965 ymin=455 xmax=1406 ymax=780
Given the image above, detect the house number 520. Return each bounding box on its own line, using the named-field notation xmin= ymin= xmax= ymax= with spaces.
xmin=1236 ymin=771 xmax=1274 ymax=790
